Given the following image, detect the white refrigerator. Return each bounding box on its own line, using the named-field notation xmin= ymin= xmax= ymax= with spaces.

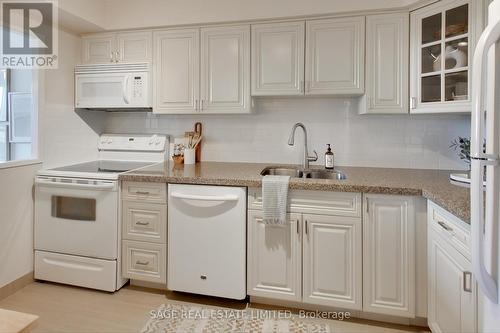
xmin=471 ymin=0 xmax=500 ymax=332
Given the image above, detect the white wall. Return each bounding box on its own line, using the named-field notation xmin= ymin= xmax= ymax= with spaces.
xmin=0 ymin=163 xmax=39 ymax=288
xmin=101 ymin=0 xmax=418 ymax=31
xmin=40 ymin=28 xmax=105 ymax=168
xmin=105 ymin=98 xmax=470 ymax=170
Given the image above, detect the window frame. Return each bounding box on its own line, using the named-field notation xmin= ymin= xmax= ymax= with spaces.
xmin=0 ymin=69 xmax=10 ymax=161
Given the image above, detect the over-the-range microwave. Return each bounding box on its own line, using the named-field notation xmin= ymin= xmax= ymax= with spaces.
xmin=74 ymin=62 xmax=151 ymax=110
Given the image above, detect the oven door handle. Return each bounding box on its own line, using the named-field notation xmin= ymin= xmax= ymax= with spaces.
xmin=35 ymin=178 xmax=116 ymax=191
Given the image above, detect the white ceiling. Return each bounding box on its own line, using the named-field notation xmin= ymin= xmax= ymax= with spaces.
xmin=58 ymin=0 xmax=426 ymax=33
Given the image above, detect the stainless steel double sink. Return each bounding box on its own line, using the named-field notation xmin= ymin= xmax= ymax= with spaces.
xmin=261 ymin=167 xmax=347 ymax=180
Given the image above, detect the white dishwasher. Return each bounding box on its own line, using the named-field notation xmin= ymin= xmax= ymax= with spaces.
xmin=168 ymin=184 xmax=247 ymax=300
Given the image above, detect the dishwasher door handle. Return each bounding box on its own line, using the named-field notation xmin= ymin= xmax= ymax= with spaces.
xmin=170 ymin=192 xmax=240 ymax=202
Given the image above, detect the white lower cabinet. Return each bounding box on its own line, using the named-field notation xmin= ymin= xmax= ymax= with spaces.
xmin=363 ymin=194 xmax=416 ymax=318
xmin=427 ymin=201 xmax=476 ymax=333
xmin=247 ymin=190 xmax=363 ymax=311
xmin=121 ymin=182 xmax=167 ymax=284
xmin=303 ymin=214 xmax=362 ymax=310
xmin=247 ymin=211 xmax=302 ymax=302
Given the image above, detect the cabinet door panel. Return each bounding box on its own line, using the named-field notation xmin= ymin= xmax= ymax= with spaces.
xmin=306 ymin=17 xmax=365 ymax=95
xmin=409 ymin=0 xmax=481 ymax=113
xmin=82 ymin=35 xmax=115 ymax=64
xmin=363 ymin=13 xmax=409 ymax=114
xmin=251 ymin=21 xmax=305 ymax=96
xmin=363 ymin=194 xmax=416 ymax=317
xmin=428 ymin=230 xmax=476 ymax=333
xmin=117 ymin=31 xmax=152 ymax=62
xmin=153 ymin=29 xmax=199 ymax=113
xmin=201 ymin=25 xmax=250 ymax=113
xmin=303 ymin=214 xmax=362 ymax=310
xmin=247 ymin=211 xmax=302 ymax=302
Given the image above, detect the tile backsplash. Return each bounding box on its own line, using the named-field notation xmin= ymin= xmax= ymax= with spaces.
xmin=104 ymin=98 xmax=471 ymax=170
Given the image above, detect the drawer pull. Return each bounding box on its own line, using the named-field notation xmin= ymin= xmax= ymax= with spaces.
xmin=136 ymin=260 xmax=150 ymax=266
xmin=463 ymin=271 xmax=472 ymax=293
xmin=437 ymin=221 xmax=453 ymax=232
xmin=134 ymin=191 xmax=151 ymax=195
xmin=136 ymin=221 xmax=150 ymax=226
xmin=296 ymin=220 xmax=299 ymax=234
xmin=200 ymin=275 xmax=207 ymax=280
xmin=305 ymin=220 xmax=309 ymax=235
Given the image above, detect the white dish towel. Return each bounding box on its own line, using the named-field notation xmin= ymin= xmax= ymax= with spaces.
xmin=262 ymin=175 xmax=290 ymax=225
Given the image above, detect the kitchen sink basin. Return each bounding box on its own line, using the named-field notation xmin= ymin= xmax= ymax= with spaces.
xmin=260 ymin=167 xmax=303 ymax=178
xmin=305 ymin=170 xmax=347 ymax=180
xmin=261 ymin=167 xmax=347 ymax=180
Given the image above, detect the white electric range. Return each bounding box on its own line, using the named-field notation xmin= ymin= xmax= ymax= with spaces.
xmin=34 ymin=134 xmax=168 ymax=292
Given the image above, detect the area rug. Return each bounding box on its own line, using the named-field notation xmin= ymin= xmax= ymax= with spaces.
xmin=141 ymin=302 xmax=331 ymax=333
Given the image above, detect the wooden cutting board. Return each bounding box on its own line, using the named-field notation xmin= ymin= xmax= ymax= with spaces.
xmin=0 ymin=308 xmax=38 ymax=333
xmin=194 ymin=122 xmax=202 ymax=162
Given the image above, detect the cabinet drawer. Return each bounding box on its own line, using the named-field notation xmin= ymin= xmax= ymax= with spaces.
xmin=122 ymin=182 xmax=166 ymax=203
xmin=122 ymin=201 xmax=166 ymax=243
xmin=428 ymin=201 xmax=470 ymax=259
xmin=248 ymin=188 xmax=361 ymax=217
xmin=122 ymin=240 xmax=166 ymax=283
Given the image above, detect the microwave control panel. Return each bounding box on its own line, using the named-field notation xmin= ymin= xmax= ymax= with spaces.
xmin=132 ymin=75 xmax=145 ymax=99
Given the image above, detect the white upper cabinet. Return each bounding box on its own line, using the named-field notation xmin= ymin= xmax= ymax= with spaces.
xmin=361 ymin=13 xmax=409 ymax=114
xmin=302 ymin=214 xmax=362 ymax=310
xmin=82 ymin=31 xmax=152 ymax=64
xmin=247 ymin=211 xmax=302 ymax=302
xmin=116 ymin=31 xmax=152 ymax=63
xmin=153 ymin=25 xmax=250 ymax=114
xmin=251 ymin=21 xmax=305 ymax=96
xmin=153 ymin=29 xmax=200 ymax=114
xmin=305 ymin=16 xmax=365 ymax=95
xmin=363 ymin=194 xmax=416 ymax=318
xmin=410 ymin=0 xmax=483 ymax=113
xmin=200 ymin=25 xmax=251 ymax=113
xmin=82 ymin=34 xmax=116 ymax=64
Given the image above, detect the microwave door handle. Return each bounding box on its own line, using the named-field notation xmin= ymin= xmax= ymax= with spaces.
xmin=123 ymin=76 xmax=131 ymax=104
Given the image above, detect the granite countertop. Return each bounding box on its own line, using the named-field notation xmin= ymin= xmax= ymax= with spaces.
xmin=120 ymin=161 xmax=470 ymax=223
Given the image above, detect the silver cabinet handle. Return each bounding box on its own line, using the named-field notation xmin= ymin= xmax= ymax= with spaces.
xmin=136 ymin=260 xmax=150 ymax=266
xmin=134 ymin=191 xmax=150 ymax=195
xmin=410 ymin=97 xmax=417 ymax=109
xmin=136 ymin=221 xmax=150 ymax=226
xmin=201 ymin=99 xmax=204 ymax=111
xmin=305 ymin=220 xmax=308 ymax=235
xmin=437 ymin=221 xmax=453 ymax=232
xmin=296 ymin=219 xmax=299 ymax=234
xmin=195 ymin=100 xmax=198 ymax=111
xmin=110 ymin=52 xmax=114 ymax=62
xmin=463 ymin=271 xmax=472 ymax=293
xmin=115 ymin=51 xmax=120 ymax=62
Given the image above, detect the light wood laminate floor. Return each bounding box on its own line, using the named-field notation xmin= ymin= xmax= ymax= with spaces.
xmin=0 ymin=282 xmax=429 ymax=333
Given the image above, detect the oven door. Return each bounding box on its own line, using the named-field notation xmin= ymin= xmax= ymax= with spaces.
xmin=34 ymin=176 xmax=119 ymax=260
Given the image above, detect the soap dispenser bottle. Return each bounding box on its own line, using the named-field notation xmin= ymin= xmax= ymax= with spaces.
xmin=325 ymin=144 xmax=334 ymax=169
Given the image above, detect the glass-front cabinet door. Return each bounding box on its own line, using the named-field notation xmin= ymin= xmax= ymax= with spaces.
xmin=410 ymin=0 xmax=483 ymax=113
